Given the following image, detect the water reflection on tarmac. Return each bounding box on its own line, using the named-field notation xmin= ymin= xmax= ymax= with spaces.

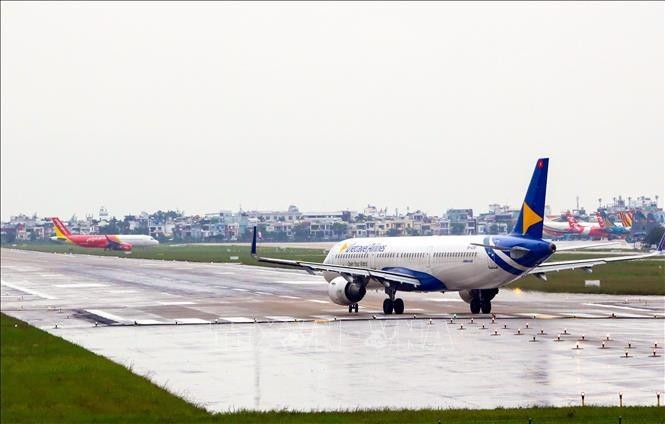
xmin=52 ymin=317 xmax=663 ymax=411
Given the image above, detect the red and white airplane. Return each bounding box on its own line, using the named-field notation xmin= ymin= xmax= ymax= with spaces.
xmin=50 ymin=217 xmax=158 ymax=251
xmin=543 ymin=212 xmax=606 ymax=239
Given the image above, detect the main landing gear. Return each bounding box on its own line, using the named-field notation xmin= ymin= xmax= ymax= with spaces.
xmin=348 ymin=303 xmax=359 ymax=313
xmin=382 ymin=287 xmax=405 ymax=315
xmin=469 ymin=288 xmax=498 ymax=314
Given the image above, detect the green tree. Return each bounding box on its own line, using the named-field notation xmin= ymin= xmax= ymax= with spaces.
xmin=489 ymin=224 xmax=499 ymax=235
xmin=644 ymin=225 xmax=664 ymax=247
xmin=387 ymin=228 xmax=401 ymax=237
xmin=293 ymin=223 xmax=311 ymax=242
xmin=332 ymin=222 xmax=348 ymax=239
xmin=451 ymin=222 xmax=466 ymax=235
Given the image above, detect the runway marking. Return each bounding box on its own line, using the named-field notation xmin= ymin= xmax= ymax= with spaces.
xmin=265 ymin=315 xmax=296 ymax=322
xmin=516 ymin=313 xmax=558 ymax=319
xmin=279 ymin=295 xmax=301 ymax=300
xmin=157 ymin=301 xmax=197 ymax=306
xmin=615 ymin=312 xmax=652 ymax=318
xmin=135 ymin=319 xmax=168 ymax=325
xmin=561 ymin=313 xmax=607 ymax=318
xmin=109 ymin=290 xmax=137 ymax=294
xmin=0 ymin=280 xmax=57 ymax=300
xmin=85 ymin=309 xmax=130 ymax=324
xmin=308 ymin=299 xmax=330 ymax=304
xmin=310 ymin=315 xmax=335 ymax=320
xmin=55 ymin=283 xmax=108 ymax=288
xmin=39 ymin=274 xmax=66 ymax=278
xmin=255 ymin=291 xmax=273 ymax=296
xmin=583 ymin=303 xmax=655 ymax=313
xmin=274 ymin=280 xmax=326 ymax=285
xmin=220 ymin=316 xmax=255 ymax=323
xmin=232 ymin=288 xmax=249 ymax=292
xmin=174 ymin=318 xmax=209 ymax=324
xmin=426 ymin=298 xmax=464 ymax=302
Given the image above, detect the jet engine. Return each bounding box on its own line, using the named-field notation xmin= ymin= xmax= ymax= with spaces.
xmin=458 ymin=289 xmax=473 ymax=304
xmin=327 ymin=276 xmax=366 ymax=306
xmin=111 ymin=243 xmax=133 ymax=252
xmin=458 ymin=288 xmax=499 ymax=303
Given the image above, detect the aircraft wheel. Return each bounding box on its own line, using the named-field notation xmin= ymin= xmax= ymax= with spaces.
xmin=383 ymin=299 xmax=394 ymax=315
xmin=354 ymin=303 xmax=359 ymax=313
xmin=393 ymin=298 xmax=405 ymax=315
xmin=481 ymin=300 xmax=492 ymax=314
xmin=348 ymin=304 xmax=353 ymax=313
xmin=470 ymin=299 xmax=481 ymax=314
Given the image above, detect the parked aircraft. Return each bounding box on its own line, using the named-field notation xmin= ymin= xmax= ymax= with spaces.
xmin=595 ymin=211 xmax=630 ymax=237
xmin=251 ymin=158 xmax=664 ymax=315
xmin=50 ymin=217 xmax=158 ymax=251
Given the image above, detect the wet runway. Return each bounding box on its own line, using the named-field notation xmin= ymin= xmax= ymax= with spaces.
xmin=2 ymin=249 xmax=664 ymax=411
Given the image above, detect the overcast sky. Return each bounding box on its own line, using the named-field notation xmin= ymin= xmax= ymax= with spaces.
xmin=1 ymin=1 xmax=663 ymax=221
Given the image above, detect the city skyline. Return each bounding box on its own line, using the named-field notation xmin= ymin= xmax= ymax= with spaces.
xmin=2 ymin=2 xmax=663 ymax=221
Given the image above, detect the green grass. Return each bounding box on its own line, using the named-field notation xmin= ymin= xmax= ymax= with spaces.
xmin=2 ymin=313 xmax=663 ymax=424
xmin=512 ymin=255 xmax=665 ymax=295
xmin=4 ymin=242 xmax=327 ymax=266
xmin=4 ymin=243 xmax=664 ymax=295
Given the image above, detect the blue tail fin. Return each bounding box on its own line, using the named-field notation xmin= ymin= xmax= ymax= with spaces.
xmin=511 ymin=158 xmax=549 ymax=239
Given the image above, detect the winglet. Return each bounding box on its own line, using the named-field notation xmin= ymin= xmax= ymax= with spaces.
xmin=511 ymin=158 xmax=548 ymax=239
xmin=251 ymin=226 xmax=258 ymax=257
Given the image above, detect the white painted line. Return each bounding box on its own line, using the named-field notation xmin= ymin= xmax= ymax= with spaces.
xmin=614 ymin=312 xmax=652 ymax=318
xmin=426 ymin=298 xmax=464 ymax=302
xmin=583 ymin=303 xmax=655 ymax=313
xmin=174 ymin=318 xmax=209 ymax=324
xmin=308 ymin=299 xmax=330 ymax=304
xmin=39 ymin=274 xmax=66 ymax=278
xmin=0 ymin=280 xmax=56 ymax=300
xmin=85 ymin=309 xmax=131 ymax=324
xmin=265 ymin=315 xmax=296 ymax=322
xmin=561 ymin=313 xmax=606 ymax=318
xmin=109 ymin=290 xmax=137 ymax=294
xmin=135 ymin=319 xmax=168 ymax=325
xmin=220 ymin=316 xmax=255 ymax=323
xmin=274 ymin=280 xmax=326 ymax=285
xmin=255 ymin=291 xmax=273 ymax=296
xmin=55 ymin=283 xmax=108 ymax=288
xmin=310 ymin=315 xmax=335 ymax=320
xmin=516 ymin=313 xmax=558 ymax=319
xmin=279 ymin=295 xmax=301 ymax=300
xmin=157 ymin=301 xmax=196 ymax=306
xmin=232 ymin=288 xmax=249 ymax=292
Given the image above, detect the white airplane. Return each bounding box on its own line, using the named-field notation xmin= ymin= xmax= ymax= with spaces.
xmin=252 ymin=158 xmax=664 ymax=315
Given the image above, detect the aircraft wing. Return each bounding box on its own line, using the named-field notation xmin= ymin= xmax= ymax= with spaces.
xmin=529 ymin=251 xmax=661 ymax=275
xmin=250 ymin=228 xmax=421 ymax=287
xmin=554 ymin=241 xmax=620 ymax=251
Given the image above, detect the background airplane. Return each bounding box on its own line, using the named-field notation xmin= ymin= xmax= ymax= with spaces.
xmin=50 ymin=217 xmax=158 ymax=251
xmin=252 ymin=158 xmax=664 ymax=315
xmin=595 ymin=210 xmax=630 ymax=237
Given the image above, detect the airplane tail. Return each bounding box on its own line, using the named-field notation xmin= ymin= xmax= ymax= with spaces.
xmin=51 ymin=217 xmax=72 ymax=238
xmin=595 ymin=212 xmax=606 ymax=228
xmin=619 ymin=211 xmax=633 ymax=228
xmin=511 ymin=158 xmax=548 ymax=239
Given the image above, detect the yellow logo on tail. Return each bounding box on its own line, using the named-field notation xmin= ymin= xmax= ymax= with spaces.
xmin=339 ymin=242 xmax=349 ymax=253
xmin=521 ymin=202 xmax=543 ymax=235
